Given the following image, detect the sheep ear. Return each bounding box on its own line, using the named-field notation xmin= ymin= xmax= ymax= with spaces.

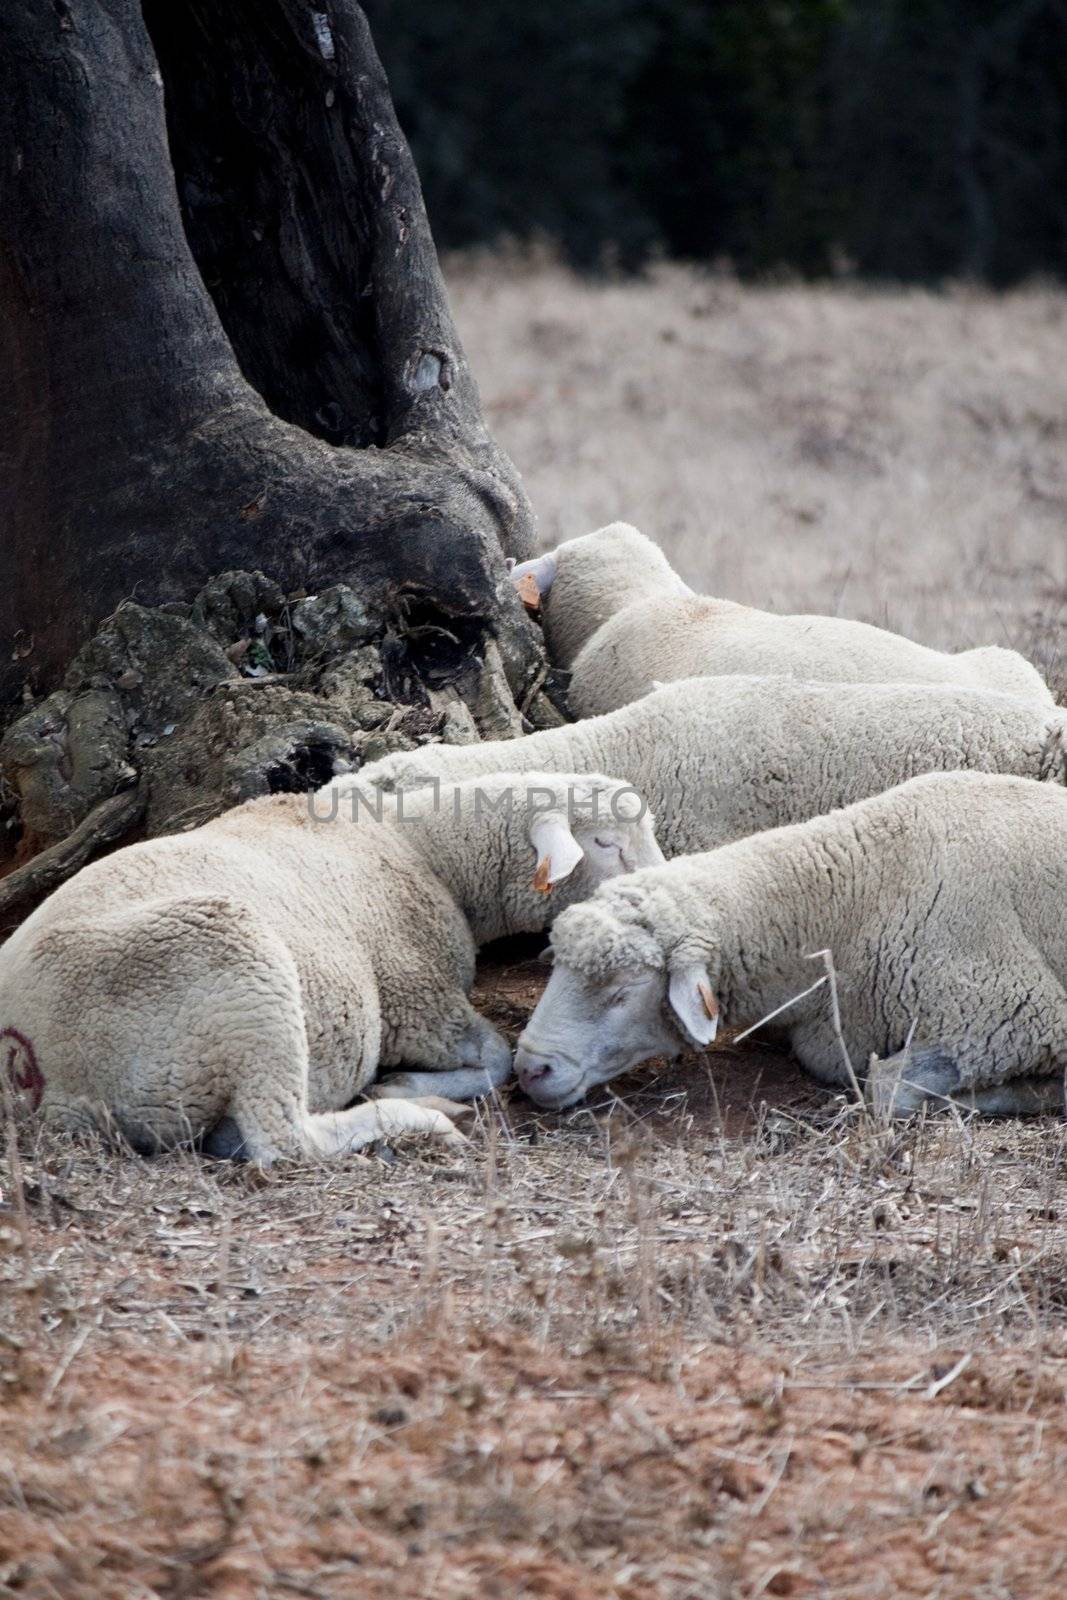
xmin=528 ymin=812 xmax=584 ymax=892
xmin=511 ymin=551 xmax=558 ymax=608
xmin=668 ymin=964 xmax=720 ymax=1047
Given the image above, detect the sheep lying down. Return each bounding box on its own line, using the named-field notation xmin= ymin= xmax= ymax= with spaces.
xmin=512 ymin=523 xmax=1053 ymax=717
xmin=515 ymin=771 xmax=1067 ymax=1119
xmin=364 ymin=674 xmax=1067 ymax=860
xmin=0 ymin=772 xmax=663 ymax=1162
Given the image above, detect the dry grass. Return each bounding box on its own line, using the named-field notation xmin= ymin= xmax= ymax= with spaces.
xmin=6 ymin=955 xmax=1067 ymax=1597
xmin=6 ymin=261 xmax=1067 ymax=1596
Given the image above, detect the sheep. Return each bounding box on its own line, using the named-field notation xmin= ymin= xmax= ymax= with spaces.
xmin=0 ymin=771 xmax=663 ymax=1162
xmin=513 ymin=770 xmax=1067 ymax=1119
xmin=362 ymin=675 xmax=1067 ymax=860
xmin=512 ymin=523 xmax=1054 ymax=717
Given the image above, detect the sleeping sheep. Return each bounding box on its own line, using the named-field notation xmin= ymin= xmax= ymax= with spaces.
xmin=362 ymin=674 xmax=1067 ymax=860
xmin=0 ymin=771 xmax=663 ymax=1162
xmin=512 ymin=523 xmax=1054 ymax=717
xmin=514 ymin=770 xmax=1067 ymax=1119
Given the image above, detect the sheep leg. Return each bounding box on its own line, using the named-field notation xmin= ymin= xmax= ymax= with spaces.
xmin=372 ymin=1011 xmax=514 ymax=1103
xmin=866 ymin=1046 xmax=961 ymax=1118
xmin=305 ymin=1100 xmax=466 ymax=1156
xmin=884 ymin=967 xmax=1067 ymax=1119
xmin=371 ymin=1062 xmax=511 ymax=1103
xmin=869 ymin=1049 xmax=1064 ymax=1120
xmin=219 ymin=1092 xmax=465 ymax=1164
xmin=950 ymin=1077 xmax=1064 ymax=1117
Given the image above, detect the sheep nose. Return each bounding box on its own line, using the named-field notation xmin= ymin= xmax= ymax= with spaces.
xmin=516 ymin=1055 xmax=554 ymax=1092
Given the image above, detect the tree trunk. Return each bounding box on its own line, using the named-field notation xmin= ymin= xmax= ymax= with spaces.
xmin=0 ymin=0 xmax=538 ymax=709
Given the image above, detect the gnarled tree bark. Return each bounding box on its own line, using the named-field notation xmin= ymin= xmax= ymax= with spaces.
xmin=0 ymin=0 xmax=537 ymax=709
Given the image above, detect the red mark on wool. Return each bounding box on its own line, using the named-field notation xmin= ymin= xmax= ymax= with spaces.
xmin=1 ymin=1027 xmax=44 ymax=1111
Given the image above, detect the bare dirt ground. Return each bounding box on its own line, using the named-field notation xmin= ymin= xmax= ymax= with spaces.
xmin=5 ymin=263 xmax=1067 ymax=1597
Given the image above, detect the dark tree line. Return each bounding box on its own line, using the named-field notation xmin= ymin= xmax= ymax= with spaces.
xmin=366 ymin=0 xmax=1067 ymax=283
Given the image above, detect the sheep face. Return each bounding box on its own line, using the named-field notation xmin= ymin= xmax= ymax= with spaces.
xmin=511 ymin=953 xmax=723 ymax=1107
xmin=499 ymin=786 xmax=666 ymax=940
xmin=546 ymin=808 xmax=665 ymax=890
xmin=516 ymin=892 xmax=723 ymax=1106
xmin=514 ymin=961 xmax=687 ymax=1108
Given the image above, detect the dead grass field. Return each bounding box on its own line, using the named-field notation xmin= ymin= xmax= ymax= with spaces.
xmin=452 ymin=254 xmax=1067 ymax=690
xmin=5 ymin=262 xmax=1067 ymax=1598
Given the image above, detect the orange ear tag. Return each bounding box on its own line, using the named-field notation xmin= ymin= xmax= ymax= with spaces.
xmin=698 ymin=982 xmax=719 ymax=1020
xmin=532 ymin=856 xmax=553 ymax=894
xmin=516 ymin=572 xmax=542 ymax=613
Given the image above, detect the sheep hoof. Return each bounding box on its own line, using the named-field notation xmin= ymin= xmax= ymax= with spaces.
xmin=407 ymin=1094 xmax=479 ymax=1124
xmin=867 ymin=1046 xmax=960 ymax=1118
xmin=363 ymin=1100 xmax=469 ymax=1149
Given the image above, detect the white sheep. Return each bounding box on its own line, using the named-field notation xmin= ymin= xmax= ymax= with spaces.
xmin=512 ymin=523 xmax=1054 ymax=717
xmin=363 ymin=674 xmax=1067 ymax=859
xmin=514 ymin=770 xmax=1067 ymax=1119
xmin=0 ymin=772 xmax=663 ymax=1161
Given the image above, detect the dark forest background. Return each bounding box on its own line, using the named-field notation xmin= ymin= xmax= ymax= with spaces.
xmin=363 ymin=0 xmax=1067 ymax=283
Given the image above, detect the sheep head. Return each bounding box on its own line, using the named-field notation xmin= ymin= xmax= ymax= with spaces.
xmin=511 ymin=523 xmax=691 ymax=670
xmin=515 ymin=896 xmax=721 ymax=1108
